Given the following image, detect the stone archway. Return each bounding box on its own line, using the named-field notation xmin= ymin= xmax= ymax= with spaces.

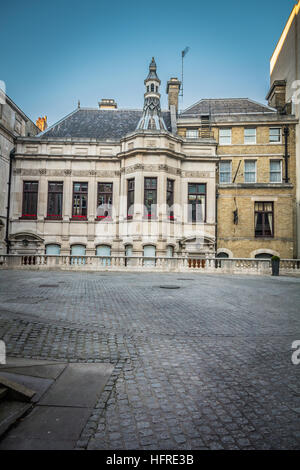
xmin=180 ymin=236 xmax=215 ymax=257
xmin=9 ymin=232 xmax=44 ymax=255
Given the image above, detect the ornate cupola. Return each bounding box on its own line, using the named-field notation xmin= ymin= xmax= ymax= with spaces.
xmin=136 ymin=57 xmax=167 ymax=131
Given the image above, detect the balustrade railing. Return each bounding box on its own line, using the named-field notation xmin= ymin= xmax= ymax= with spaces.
xmin=0 ymin=254 xmax=291 ymax=275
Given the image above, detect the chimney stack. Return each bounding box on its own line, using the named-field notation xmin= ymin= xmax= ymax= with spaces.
xmin=266 ymin=80 xmax=291 ymax=114
xmin=98 ymin=99 xmax=117 ymax=109
xmin=166 ymin=78 xmax=181 ymax=113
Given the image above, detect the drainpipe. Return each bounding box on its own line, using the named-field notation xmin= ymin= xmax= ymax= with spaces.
xmin=5 ymin=148 xmax=15 ymax=254
xmin=215 ymin=161 xmax=219 ymax=256
xmin=283 ymin=126 xmax=290 ymax=183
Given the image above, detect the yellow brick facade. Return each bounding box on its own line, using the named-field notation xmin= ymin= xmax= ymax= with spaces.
xmin=177 ymin=122 xmax=297 ymax=258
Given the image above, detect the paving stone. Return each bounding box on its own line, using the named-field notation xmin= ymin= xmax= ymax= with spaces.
xmin=0 ymin=270 xmax=299 ymax=450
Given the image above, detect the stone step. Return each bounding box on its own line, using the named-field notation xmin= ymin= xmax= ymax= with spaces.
xmin=0 ymin=374 xmax=35 ymax=402
xmin=0 ymin=387 xmax=8 ymax=402
xmin=0 ymin=400 xmax=32 ymax=437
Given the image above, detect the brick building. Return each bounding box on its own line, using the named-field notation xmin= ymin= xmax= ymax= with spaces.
xmin=268 ymin=0 xmax=300 ymax=257
xmin=6 ymin=58 xmax=298 ymax=260
xmin=177 ymin=99 xmax=297 ymax=258
xmin=0 ymin=92 xmax=39 ymax=254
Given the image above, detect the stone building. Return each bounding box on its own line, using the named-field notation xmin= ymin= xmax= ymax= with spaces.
xmin=268 ymin=0 xmax=300 ymax=257
xmin=0 ymin=92 xmax=39 ymax=254
xmin=6 ymin=58 xmax=298 ymax=260
xmin=9 ymin=59 xmax=218 ymax=259
xmin=177 ymin=99 xmax=297 ymax=259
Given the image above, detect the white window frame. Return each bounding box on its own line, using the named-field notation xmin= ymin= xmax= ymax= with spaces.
xmin=269 ymin=127 xmax=281 ymax=143
xmin=186 ymin=129 xmax=199 ymax=139
xmin=244 ymin=127 xmax=256 ymax=144
xmin=219 ymin=128 xmax=232 ymax=145
xmin=270 ymin=159 xmax=282 ymax=183
xmin=219 ymin=161 xmax=232 ymax=184
xmin=244 ymin=160 xmax=257 ymax=183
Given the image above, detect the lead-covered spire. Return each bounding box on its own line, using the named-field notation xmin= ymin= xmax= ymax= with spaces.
xmin=136 ymin=58 xmax=167 ymax=131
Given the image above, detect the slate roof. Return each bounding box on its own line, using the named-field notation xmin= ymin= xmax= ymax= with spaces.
xmin=180 ymin=98 xmax=276 ymax=117
xmin=39 ymin=108 xmax=172 ymax=140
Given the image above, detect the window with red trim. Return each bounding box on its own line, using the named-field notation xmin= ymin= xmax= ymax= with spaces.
xmin=47 ymin=182 xmax=63 ymax=219
xmin=97 ymin=182 xmax=113 ymax=219
xmin=72 ymin=182 xmax=88 ymax=218
xmin=144 ymin=177 xmax=157 ymax=218
xmin=22 ymin=181 xmax=38 ymax=218
xmin=167 ymin=179 xmax=174 ymax=219
xmin=127 ymin=178 xmax=135 ymax=219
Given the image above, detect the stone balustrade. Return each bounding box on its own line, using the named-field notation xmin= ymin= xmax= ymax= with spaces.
xmin=0 ymin=254 xmax=299 ymax=275
xmin=0 ymin=254 xmax=293 ymax=275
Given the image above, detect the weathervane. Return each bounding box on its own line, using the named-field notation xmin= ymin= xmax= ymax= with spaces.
xmin=180 ymin=47 xmax=190 ymax=105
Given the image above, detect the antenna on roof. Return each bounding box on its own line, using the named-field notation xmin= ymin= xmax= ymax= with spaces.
xmin=78 ymin=100 xmax=80 ymax=108
xmin=180 ymin=47 xmax=190 ymax=107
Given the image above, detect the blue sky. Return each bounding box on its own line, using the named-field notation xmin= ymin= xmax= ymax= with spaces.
xmin=1 ymin=0 xmax=296 ymax=125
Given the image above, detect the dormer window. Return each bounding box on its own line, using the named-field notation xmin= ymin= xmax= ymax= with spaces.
xmin=151 ymin=84 xmax=154 ymax=92
xmin=147 ymin=85 xmax=149 ymax=92
xmin=186 ymin=129 xmax=199 ymax=139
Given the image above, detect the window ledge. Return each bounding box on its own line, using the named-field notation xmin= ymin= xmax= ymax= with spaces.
xmin=95 ymin=217 xmax=113 ymax=222
xmin=45 ymin=217 xmax=63 ymax=221
xmin=70 ymin=217 xmax=87 ymax=221
xmin=218 ymin=183 xmax=293 ymax=189
xmin=255 ymin=236 xmax=274 ymax=239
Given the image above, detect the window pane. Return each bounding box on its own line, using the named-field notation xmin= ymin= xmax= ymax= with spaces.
xmin=220 ymin=129 xmax=231 ymax=137
xmin=255 ymin=202 xmax=274 ymax=237
xmin=127 ymin=179 xmax=135 ymax=218
xmin=188 ymin=183 xmax=206 ymax=222
xmin=269 ymin=128 xmax=281 ymax=142
xmin=73 ymin=183 xmax=88 ymax=217
xmin=186 ymin=129 xmax=198 ymax=138
xmin=219 ymin=129 xmax=231 ymax=145
xmin=244 ymin=128 xmax=256 ymax=136
xmin=270 ymin=160 xmax=282 ymax=182
xmin=46 ymin=244 xmax=60 ymax=255
xmin=220 ymin=161 xmax=231 ymax=183
xmin=144 ymin=178 xmax=157 ymax=217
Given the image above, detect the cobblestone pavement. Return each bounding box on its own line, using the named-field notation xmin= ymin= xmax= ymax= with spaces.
xmin=0 ymin=270 xmax=299 ymax=450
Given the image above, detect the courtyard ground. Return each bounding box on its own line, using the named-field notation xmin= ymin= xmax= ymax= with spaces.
xmin=0 ymin=269 xmax=299 ymax=450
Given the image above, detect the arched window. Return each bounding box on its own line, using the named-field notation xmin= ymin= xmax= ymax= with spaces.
xmin=151 ymin=83 xmax=154 ymax=92
xmin=216 ymin=252 xmax=229 ymax=258
xmin=71 ymin=244 xmax=86 ymax=265
xmin=125 ymin=245 xmax=133 ymax=257
xmin=96 ymin=245 xmax=111 ymax=266
xmin=255 ymin=253 xmax=273 ymax=259
xmin=45 ymin=244 xmax=60 ymax=255
xmin=166 ymin=246 xmax=174 ymax=257
xmin=147 ymin=85 xmax=149 ymax=92
xmin=143 ymin=245 xmax=156 ymax=267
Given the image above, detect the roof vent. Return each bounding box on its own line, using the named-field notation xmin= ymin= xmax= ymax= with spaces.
xmin=98 ymin=99 xmax=117 ymax=109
